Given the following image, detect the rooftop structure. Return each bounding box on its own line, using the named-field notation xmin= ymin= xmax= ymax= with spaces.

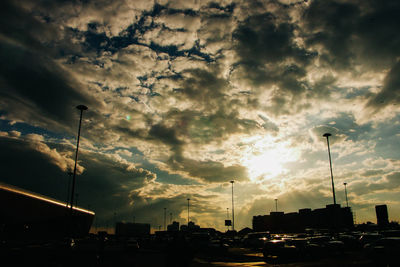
xmin=0 ymin=183 xmax=94 ymax=239
xmin=253 ymin=204 xmax=354 ymax=232
xmin=375 ymin=204 xmax=389 ymax=227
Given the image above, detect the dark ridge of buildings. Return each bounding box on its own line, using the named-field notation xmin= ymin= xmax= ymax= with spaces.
xmin=167 ymin=221 xmax=180 ymax=231
xmin=180 ymin=221 xmax=200 ymax=231
xmin=115 ymin=222 xmax=151 ymax=237
xmin=375 ymin=204 xmax=389 ymax=227
xmin=0 ymin=183 xmax=95 ymax=239
xmin=253 ymin=204 xmax=354 ymax=233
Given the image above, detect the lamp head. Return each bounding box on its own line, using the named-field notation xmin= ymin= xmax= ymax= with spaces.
xmin=323 ymin=133 xmax=331 ymax=137
xmin=76 ymin=105 xmax=88 ymax=111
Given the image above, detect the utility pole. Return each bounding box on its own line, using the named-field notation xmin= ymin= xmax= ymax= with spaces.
xmin=226 ymin=208 xmax=229 ymax=231
xmin=187 ymin=198 xmax=190 ymax=226
xmin=230 ymin=180 xmax=235 ymax=231
xmin=70 ymin=105 xmax=88 ymax=216
xmin=344 ymin=182 xmax=349 ymax=207
xmin=164 ymin=208 xmax=167 ymax=231
xmin=323 ymin=133 xmax=336 ymax=205
xmin=66 ymin=171 xmax=73 ymax=208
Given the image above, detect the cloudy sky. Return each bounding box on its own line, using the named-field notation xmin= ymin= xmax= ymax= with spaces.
xmin=1 ymin=0 xmax=399 ymax=231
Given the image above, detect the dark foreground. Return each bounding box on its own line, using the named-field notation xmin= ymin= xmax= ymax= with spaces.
xmin=3 ymin=229 xmax=400 ymax=266
xmin=0 ymin=239 xmax=391 ymax=267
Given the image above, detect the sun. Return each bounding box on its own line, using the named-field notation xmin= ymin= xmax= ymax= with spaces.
xmin=240 ymin=135 xmax=300 ymax=182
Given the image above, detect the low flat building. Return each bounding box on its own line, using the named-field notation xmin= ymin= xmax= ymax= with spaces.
xmin=253 ymin=204 xmax=354 ymax=232
xmin=0 ymin=183 xmax=95 ymax=239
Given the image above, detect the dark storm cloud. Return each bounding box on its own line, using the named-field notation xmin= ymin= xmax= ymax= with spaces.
xmin=76 ymin=150 xmax=156 ymax=218
xmin=303 ymin=0 xmax=360 ymax=69
xmin=366 ymin=60 xmax=400 ymax=110
xmin=233 ymin=12 xmax=315 ymax=87
xmin=0 ymin=136 xmax=72 ymax=199
xmin=149 ymin=123 xmax=183 ymax=146
xmin=234 ymin=14 xmax=307 ymax=65
xmin=174 ymin=68 xmax=228 ymax=108
xmin=0 ymin=134 xmax=156 ymax=224
xmin=303 ymin=0 xmax=400 ymax=110
xmin=169 ymin=157 xmax=249 ymax=183
xmin=161 ymin=108 xmax=262 ymax=146
xmin=231 ymin=11 xmax=319 ymax=117
xmin=0 ymin=0 xmax=100 ymax=133
xmin=351 ymin=171 xmax=400 ymax=196
xmin=304 ymin=0 xmax=400 ymax=69
xmin=0 ymin=41 xmax=96 ymax=128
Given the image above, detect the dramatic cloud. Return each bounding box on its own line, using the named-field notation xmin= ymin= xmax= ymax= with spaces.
xmin=1 ymin=0 xmax=399 ymax=231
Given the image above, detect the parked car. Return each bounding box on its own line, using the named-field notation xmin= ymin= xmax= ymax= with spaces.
xmin=263 ymin=239 xmax=298 ymax=260
xmin=125 ymin=238 xmax=139 ymax=251
xmin=242 ymin=232 xmax=270 ymax=248
xmin=364 ymin=237 xmax=400 ymax=266
xmin=359 ymin=233 xmax=383 ymax=247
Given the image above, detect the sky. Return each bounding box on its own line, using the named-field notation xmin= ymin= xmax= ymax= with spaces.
xmin=0 ymin=0 xmax=399 ymax=232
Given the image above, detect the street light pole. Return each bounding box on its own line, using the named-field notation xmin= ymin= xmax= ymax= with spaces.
xmin=230 ymin=180 xmax=235 ymax=231
xmin=275 ymin=198 xmax=278 ymax=212
xmin=226 ymin=208 xmax=229 ymax=231
xmin=323 ymin=133 xmax=336 ymax=205
xmin=66 ymin=171 xmax=73 ymax=208
xmin=187 ymin=198 xmax=190 ymax=226
xmin=164 ymin=208 xmax=166 ymax=231
xmin=344 ymin=182 xmax=349 ymax=207
xmin=70 ymin=105 xmax=88 ymax=216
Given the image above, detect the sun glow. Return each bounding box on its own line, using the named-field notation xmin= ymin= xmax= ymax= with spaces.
xmin=240 ymin=135 xmax=300 ymax=182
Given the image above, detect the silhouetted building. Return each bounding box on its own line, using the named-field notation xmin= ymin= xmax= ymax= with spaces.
xmin=0 ymin=183 xmax=94 ymax=239
xmin=167 ymin=221 xmax=180 ymax=231
xmin=180 ymin=221 xmax=200 ymax=231
xmin=253 ymin=204 xmax=353 ymax=232
xmin=375 ymin=204 xmax=389 ymax=227
xmin=115 ymin=222 xmax=150 ymax=237
xmin=238 ymin=227 xmax=253 ymax=236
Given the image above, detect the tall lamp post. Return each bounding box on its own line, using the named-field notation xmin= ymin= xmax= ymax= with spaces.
xmin=66 ymin=171 xmax=73 ymax=208
xmin=164 ymin=208 xmax=167 ymax=231
xmin=344 ymin=182 xmax=349 ymax=207
xmin=70 ymin=105 xmax=88 ymax=216
xmin=187 ymin=198 xmax=190 ymax=226
xmin=323 ymin=133 xmax=336 ymax=205
xmin=230 ymin=180 xmax=235 ymax=231
xmin=226 ymin=208 xmax=229 ymax=231
xmin=275 ymin=199 xmax=278 ymax=212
